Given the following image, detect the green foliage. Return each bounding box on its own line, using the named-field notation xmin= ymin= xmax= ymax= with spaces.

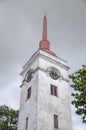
xmin=69 ymin=65 xmax=86 ymax=123
xmin=0 ymin=105 xmax=19 ymax=130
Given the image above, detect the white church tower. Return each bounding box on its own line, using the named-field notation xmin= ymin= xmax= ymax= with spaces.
xmin=17 ymin=15 xmax=72 ymax=130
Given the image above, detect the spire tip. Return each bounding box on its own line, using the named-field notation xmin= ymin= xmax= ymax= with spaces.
xmin=44 ymin=10 xmax=47 ymax=17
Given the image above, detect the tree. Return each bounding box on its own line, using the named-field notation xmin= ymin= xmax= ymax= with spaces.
xmin=69 ymin=65 xmax=86 ymax=123
xmin=0 ymin=105 xmax=19 ymax=130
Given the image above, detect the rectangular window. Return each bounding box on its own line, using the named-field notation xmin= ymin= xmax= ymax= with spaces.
xmin=26 ymin=117 xmax=28 ymax=130
xmin=27 ymin=87 xmax=31 ymax=99
xmin=50 ymin=84 xmax=58 ymax=96
xmin=54 ymin=115 xmax=58 ymax=129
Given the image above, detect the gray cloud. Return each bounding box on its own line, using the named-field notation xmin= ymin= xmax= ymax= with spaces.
xmin=82 ymin=0 xmax=86 ymax=2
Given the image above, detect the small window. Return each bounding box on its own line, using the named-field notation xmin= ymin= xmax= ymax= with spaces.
xmin=27 ymin=87 xmax=31 ymax=99
xmin=54 ymin=115 xmax=58 ymax=129
xmin=51 ymin=84 xmax=58 ymax=96
xmin=26 ymin=117 xmax=28 ymax=130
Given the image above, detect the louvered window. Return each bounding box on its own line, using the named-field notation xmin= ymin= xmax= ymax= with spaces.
xmin=51 ymin=84 xmax=58 ymax=96
xmin=54 ymin=115 xmax=58 ymax=129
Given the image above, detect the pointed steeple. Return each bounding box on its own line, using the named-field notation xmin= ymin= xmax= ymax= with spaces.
xmin=39 ymin=15 xmax=57 ymax=57
xmin=39 ymin=15 xmax=50 ymax=50
xmin=42 ymin=15 xmax=47 ymax=40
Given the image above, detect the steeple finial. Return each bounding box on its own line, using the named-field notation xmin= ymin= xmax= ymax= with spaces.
xmin=42 ymin=14 xmax=47 ymax=40
xmin=44 ymin=10 xmax=47 ymax=17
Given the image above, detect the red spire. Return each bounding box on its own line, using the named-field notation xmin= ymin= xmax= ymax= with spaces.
xmin=42 ymin=15 xmax=47 ymax=40
xmin=39 ymin=15 xmax=50 ymax=50
xmin=39 ymin=15 xmax=57 ymax=57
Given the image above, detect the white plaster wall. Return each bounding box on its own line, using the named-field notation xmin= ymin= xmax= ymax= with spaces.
xmin=17 ymin=71 xmax=38 ymax=130
xmin=21 ymin=56 xmax=39 ymax=79
xmin=37 ymin=56 xmax=72 ymax=130
xmin=38 ymin=57 xmax=69 ymax=81
xmin=18 ymin=50 xmax=72 ymax=130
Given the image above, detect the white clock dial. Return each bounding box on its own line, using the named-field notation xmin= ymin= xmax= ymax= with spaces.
xmin=49 ymin=69 xmax=60 ymax=80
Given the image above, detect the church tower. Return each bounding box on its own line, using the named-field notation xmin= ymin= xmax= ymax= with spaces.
xmin=17 ymin=15 xmax=72 ymax=130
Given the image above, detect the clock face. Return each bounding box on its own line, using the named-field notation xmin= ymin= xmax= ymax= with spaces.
xmin=25 ymin=69 xmax=34 ymax=82
xmin=27 ymin=73 xmax=33 ymax=82
xmin=49 ymin=69 xmax=60 ymax=80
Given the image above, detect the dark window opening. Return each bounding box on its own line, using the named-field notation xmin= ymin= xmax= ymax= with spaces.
xmin=27 ymin=87 xmax=31 ymax=100
xmin=51 ymin=84 xmax=58 ymax=96
xmin=54 ymin=115 xmax=58 ymax=129
xmin=26 ymin=117 xmax=28 ymax=130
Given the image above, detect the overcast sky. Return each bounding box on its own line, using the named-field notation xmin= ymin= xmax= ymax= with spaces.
xmin=0 ymin=0 xmax=86 ymax=130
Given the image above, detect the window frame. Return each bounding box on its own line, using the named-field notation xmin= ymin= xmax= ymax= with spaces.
xmin=27 ymin=87 xmax=31 ymax=100
xmin=50 ymin=84 xmax=58 ymax=97
xmin=26 ymin=117 xmax=28 ymax=130
xmin=54 ymin=114 xmax=58 ymax=129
